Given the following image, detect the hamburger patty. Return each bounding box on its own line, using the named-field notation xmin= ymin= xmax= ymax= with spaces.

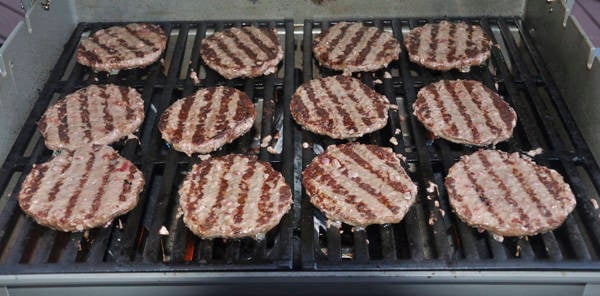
xmin=405 ymin=21 xmax=493 ymax=72
xmin=178 ymin=154 xmax=292 ymax=238
xmin=312 ymin=22 xmax=401 ymax=72
xmin=38 ymin=84 xmax=145 ymax=151
xmin=76 ymin=23 xmax=167 ymax=72
xmin=200 ymin=26 xmax=283 ymax=79
xmin=413 ymin=79 xmax=516 ymax=146
xmin=158 ymin=86 xmax=256 ymax=155
xmin=17 ymin=145 xmax=144 ymax=232
xmin=302 ymin=143 xmax=417 ymax=227
xmin=290 ymin=75 xmax=390 ymax=139
xmin=445 ymin=149 xmax=576 ymax=237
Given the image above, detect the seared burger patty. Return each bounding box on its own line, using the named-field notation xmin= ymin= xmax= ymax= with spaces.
xmin=290 ymin=75 xmax=390 ymax=139
xmin=405 ymin=21 xmax=492 ymax=72
xmin=17 ymin=145 xmax=144 ymax=232
xmin=312 ymin=22 xmax=401 ymax=72
xmin=302 ymin=143 xmax=417 ymax=227
xmin=158 ymin=86 xmax=256 ymax=155
xmin=445 ymin=149 xmax=576 ymax=237
xmin=413 ymin=79 xmax=516 ymax=146
xmin=178 ymin=154 xmax=292 ymax=238
xmin=38 ymin=84 xmax=145 ymax=151
xmin=200 ymin=26 xmax=283 ymax=79
xmin=76 ymin=23 xmax=167 ymax=72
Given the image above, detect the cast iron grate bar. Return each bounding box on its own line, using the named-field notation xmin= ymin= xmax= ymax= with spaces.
xmin=300 ymin=17 xmax=600 ymax=270
xmin=0 ymin=19 xmax=295 ymax=273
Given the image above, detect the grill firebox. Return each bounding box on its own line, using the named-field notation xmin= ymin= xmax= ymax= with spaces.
xmin=0 ymin=17 xmax=600 ymax=274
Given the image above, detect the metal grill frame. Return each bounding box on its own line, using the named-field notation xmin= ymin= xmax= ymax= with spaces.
xmin=0 ymin=16 xmax=600 ymax=275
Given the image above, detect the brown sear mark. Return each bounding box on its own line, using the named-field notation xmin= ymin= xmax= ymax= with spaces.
xmin=335 ymin=76 xmax=373 ymax=126
xmin=481 ymin=85 xmax=515 ymax=131
xmin=212 ymin=37 xmax=246 ymax=70
xmin=234 ymin=162 xmax=256 ymax=224
xmin=46 ymin=152 xmax=74 ymax=202
xmin=78 ymin=92 xmax=93 ymax=142
xmin=317 ymin=22 xmax=352 ymax=63
xmin=84 ymin=151 xmax=120 ymax=220
xmin=19 ymin=165 xmax=49 ymax=210
xmin=172 ymin=96 xmax=196 ymax=144
xmin=62 ymin=150 xmax=97 ymax=223
xmin=57 ymin=101 xmax=70 ymax=145
xmin=222 ymin=28 xmax=258 ymax=60
xmin=446 ymin=23 xmax=457 ymax=62
xmin=427 ymin=24 xmax=439 ymax=63
xmin=477 ymin=152 xmax=531 ymax=228
xmin=201 ymin=157 xmax=235 ymax=231
xmin=353 ymin=27 xmax=383 ymax=65
xmin=256 ymin=168 xmax=280 ymax=225
xmin=463 ymin=161 xmax=505 ymax=225
xmin=425 ymin=84 xmax=459 ymax=136
xmin=238 ymin=27 xmax=278 ymax=60
xmin=119 ymin=86 xmax=136 ymax=121
xmin=306 ymin=161 xmax=377 ymax=220
xmin=443 ymin=80 xmax=480 ymax=141
xmin=191 ymin=88 xmax=219 ymax=145
xmin=318 ymin=78 xmax=355 ymax=132
xmin=461 ymin=81 xmax=501 ymax=135
xmin=184 ymin=162 xmax=214 ymax=214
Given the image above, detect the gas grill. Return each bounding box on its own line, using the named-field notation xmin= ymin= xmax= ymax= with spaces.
xmin=0 ymin=0 xmax=599 ymax=294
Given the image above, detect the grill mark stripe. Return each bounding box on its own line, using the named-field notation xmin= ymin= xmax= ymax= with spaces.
xmin=200 ymin=44 xmax=228 ymax=69
xmin=240 ymin=27 xmax=277 ymax=59
xmin=222 ymin=28 xmax=258 ymax=60
xmin=303 ymin=82 xmax=335 ymax=128
xmin=104 ymin=29 xmax=146 ymax=58
xmin=62 ymin=150 xmax=97 ymax=223
xmin=256 ymin=168 xmax=280 ymax=225
xmin=213 ymin=36 xmax=246 ymax=68
xmin=331 ymin=153 xmax=401 ymax=215
xmin=210 ymin=87 xmax=237 ymax=139
xmin=481 ymin=85 xmax=515 ymax=131
xmin=408 ymin=27 xmax=421 ymax=56
xmin=427 ymin=24 xmax=439 ymax=62
xmin=185 ymin=162 xmax=214 ymax=215
xmin=84 ymin=151 xmax=119 ymax=220
xmin=46 ymin=153 xmax=74 ymax=202
xmin=443 ymin=80 xmax=480 ymax=141
xmin=78 ymin=91 xmax=93 ymax=142
xmin=317 ymin=22 xmax=352 ymax=63
xmin=465 ymin=24 xmax=477 ymax=58
xmin=500 ymin=155 xmax=555 ymax=222
xmin=536 ymin=168 xmax=569 ymax=207
xmin=426 ymin=85 xmax=459 ymax=137
xmin=202 ymin=157 xmax=234 ymax=230
xmin=353 ymin=27 xmax=382 ymax=65
xmin=172 ymin=97 xmax=195 ymax=144
xmin=234 ymin=162 xmax=255 ymax=225
xmin=328 ymin=23 xmax=361 ymax=63
xmin=462 ymin=161 xmax=505 ymax=225
xmin=335 ymin=76 xmax=373 ymax=126
xmin=262 ymin=28 xmax=280 ymax=48
xmin=307 ymin=162 xmax=377 ymax=220
xmin=119 ymin=86 xmax=136 ymax=121
xmin=19 ymin=165 xmax=49 ymax=210
xmin=119 ymin=165 xmax=137 ymax=202
xmin=318 ymin=79 xmax=358 ymax=133
xmin=78 ymin=44 xmax=102 ymax=64
xmin=98 ymin=86 xmax=115 ymax=135
xmin=447 ymin=23 xmax=457 ymax=62
xmin=337 ymin=25 xmax=365 ymax=65
xmin=124 ymin=25 xmax=155 ymax=47
xmin=191 ymin=87 xmax=219 ymax=145
xmin=57 ymin=101 xmax=70 ymax=145
xmin=375 ymin=38 xmax=398 ymax=62
xmin=477 ymin=152 xmax=532 ymax=227
xmin=461 ymin=81 xmax=501 ymax=136
xmin=342 ymin=147 xmax=410 ymax=194
xmin=362 ymin=145 xmax=414 ymax=185
xmin=89 ymin=34 xmax=117 ymax=54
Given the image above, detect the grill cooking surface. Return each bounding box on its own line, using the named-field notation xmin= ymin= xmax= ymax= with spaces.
xmin=1 ymin=17 xmax=600 ymax=274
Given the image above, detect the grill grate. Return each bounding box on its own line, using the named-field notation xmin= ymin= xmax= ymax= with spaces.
xmin=299 ymin=17 xmax=600 ymax=270
xmin=1 ymin=16 xmax=600 ymax=274
xmin=0 ymin=20 xmax=296 ymax=273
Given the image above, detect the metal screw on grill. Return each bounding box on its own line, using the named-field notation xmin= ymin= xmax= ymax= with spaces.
xmin=40 ymin=0 xmax=51 ymax=11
